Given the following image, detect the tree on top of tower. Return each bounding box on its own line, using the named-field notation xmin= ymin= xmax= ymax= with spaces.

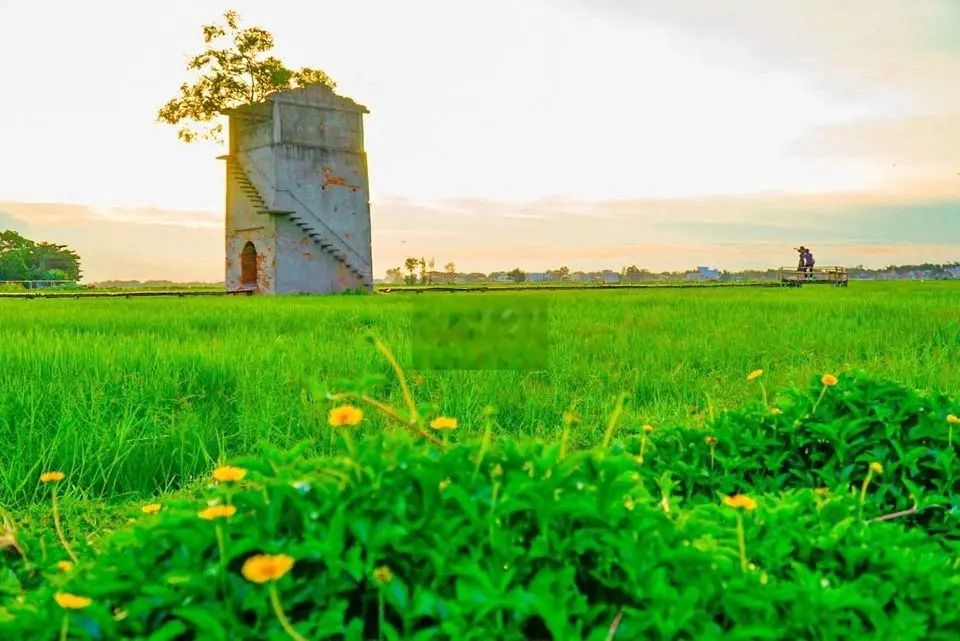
xmin=157 ymin=9 xmax=336 ymax=144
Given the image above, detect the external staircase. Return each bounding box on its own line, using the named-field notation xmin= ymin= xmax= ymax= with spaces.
xmin=219 ymin=154 xmax=370 ymax=284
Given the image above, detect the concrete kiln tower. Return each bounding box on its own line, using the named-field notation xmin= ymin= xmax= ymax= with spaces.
xmin=219 ymin=83 xmax=373 ymax=294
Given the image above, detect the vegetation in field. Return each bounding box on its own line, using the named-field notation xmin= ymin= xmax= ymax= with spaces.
xmin=1 ymin=332 xmax=959 ymax=639
xmin=1 ymin=283 xmax=958 ymax=508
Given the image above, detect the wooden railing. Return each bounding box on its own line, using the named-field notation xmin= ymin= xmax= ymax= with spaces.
xmin=777 ymin=266 xmax=848 ymax=287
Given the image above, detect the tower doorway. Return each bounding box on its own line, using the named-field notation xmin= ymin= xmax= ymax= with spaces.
xmin=240 ymin=241 xmax=258 ymax=290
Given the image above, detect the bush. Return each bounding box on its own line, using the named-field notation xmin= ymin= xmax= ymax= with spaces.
xmin=632 ymin=370 xmax=960 ymax=536
xmin=2 ymin=369 xmax=959 ymax=639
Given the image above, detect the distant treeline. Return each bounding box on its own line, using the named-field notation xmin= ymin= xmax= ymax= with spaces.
xmin=0 ymin=231 xmax=82 ymax=282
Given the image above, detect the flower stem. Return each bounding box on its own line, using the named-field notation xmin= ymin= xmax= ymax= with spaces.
xmin=269 ymin=582 xmax=307 ymax=641
xmin=472 ymin=418 xmax=493 ymax=482
xmin=759 ymin=382 xmax=768 ymax=407
xmin=340 ymin=429 xmax=357 ymax=459
xmin=602 ymin=393 xmax=628 ymax=449
xmin=378 ymin=591 xmax=385 ymax=641
xmin=51 ymin=487 xmax=77 ymax=564
xmin=59 ymin=613 xmax=69 ymax=641
xmin=736 ymin=513 xmax=748 ymax=573
xmin=372 ymin=336 xmax=418 ymax=422
xmin=215 ymin=524 xmax=229 ymax=597
xmin=812 ymin=384 xmax=828 ymax=414
xmin=859 ymin=469 xmax=874 ymax=520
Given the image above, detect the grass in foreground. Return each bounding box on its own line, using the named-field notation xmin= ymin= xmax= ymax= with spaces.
xmin=0 ymin=281 xmax=958 ymax=509
xmin=2 ymin=352 xmax=959 ymax=639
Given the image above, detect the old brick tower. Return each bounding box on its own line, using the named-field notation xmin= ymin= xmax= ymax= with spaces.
xmin=219 ymin=83 xmax=373 ymax=294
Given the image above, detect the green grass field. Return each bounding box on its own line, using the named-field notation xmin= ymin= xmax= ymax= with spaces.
xmin=1 ymin=281 xmax=957 ymax=509
xmin=2 ymin=281 xmax=960 ymax=638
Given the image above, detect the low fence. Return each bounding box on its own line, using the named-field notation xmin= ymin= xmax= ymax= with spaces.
xmin=0 ymin=280 xmax=79 ymax=290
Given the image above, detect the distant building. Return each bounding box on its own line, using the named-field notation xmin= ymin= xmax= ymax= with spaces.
xmin=685 ymin=266 xmax=720 ymax=281
xmin=527 ymin=272 xmax=550 ymax=283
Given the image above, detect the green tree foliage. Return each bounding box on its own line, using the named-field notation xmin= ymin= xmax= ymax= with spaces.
xmin=0 ymin=231 xmax=82 ymax=281
xmin=157 ymin=9 xmax=337 ymax=144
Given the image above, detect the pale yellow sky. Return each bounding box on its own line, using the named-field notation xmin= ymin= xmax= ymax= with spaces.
xmin=0 ymin=0 xmax=958 ymax=280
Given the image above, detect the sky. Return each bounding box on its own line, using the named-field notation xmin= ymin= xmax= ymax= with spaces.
xmin=0 ymin=0 xmax=958 ymax=281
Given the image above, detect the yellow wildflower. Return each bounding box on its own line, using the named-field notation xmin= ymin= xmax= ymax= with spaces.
xmin=373 ymin=565 xmax=394 ymax=585
xmin=821 ymin=374 xmax=838 ymax=386
xmin=947 ymin=414 xmax=960 ymax=424
xmin=212 ymin=466 xmax=247 ymax=483
xmin=747 ymin=369 xmax=763 ymax=381
xmin=241 ymin=554 xmax=295 ymax=584
xmin=57 ymin=561 xmax=74 ymax=572
xmin=439 ymin=478 xmax=451 ymax=491
xmin=40 ymin=471 xmax=64 ymax=484
xmin=141 ymin=503 xmax=162 ymax=514
xmin=642 ymin=424 xmax=654 ymax=433
xmin=430 ymin=416 xmax=458 ymax=430
xmin=705 ymin=436 xmax=718 ymax=446
xmin=328 ymin=405 xmax=363 ymax=427
xmin=198 ymin=505 xmax=237 ymax=520
xmin=54 ymin=593 xmax=91 ymax=610
xmin=723 ymin=494 xmax=758 ymax=510
xmin=771 ymin=408 xmax=782 ymax=415
xmin=870 ymin=462 xmax=883 ymax=474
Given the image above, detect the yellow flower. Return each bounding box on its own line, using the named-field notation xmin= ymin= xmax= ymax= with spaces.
xmin=198 ymin=505 xmax=237 ymax=520
xmin=328 ymin=405 xmax=363 ymax=427
xmin=870 ymin=462 xmax=883 ymax=474
xmin=373 ymin=565 xmax=394 ymax=585
xmin=705 ymin=436 xmax=718 ymax=446
xmin=771 ymin=408 xmax=782 ymax=415
xmin=40 ymin=471 xmax=64 ymax=484
xmin=747 ymin=369 xmax=763 ymax=381
xmin=241 ymin=554 xmax=295 ymax=584
xmin=723 ymin=494 xmax=758 ymax=510
xmin=57 ymin=561 xmax=74 ymax=572
xmin=430 ymin=416 xmax=458 ymax=430
xmin=642 ymin=424 xmax=654 ymax=433
xmin=948 ymin=414 xmax=960 ymax=424
xmin=624 ymin=497 xmax=636 ymax=511
xmin=438 ymin=478 xmax=451 ymax=491
xmin=212 ymin=466 xmax=247 ymax=483
xmin=821 ymin=374 xmax=838 ymax=386
xmin=54 ymin=592 xmax=92 ymax=610
xmin=141 ymin=503 xmax=162 ymax=514
xmin=815 ymin=487 xmax=830 ymax=496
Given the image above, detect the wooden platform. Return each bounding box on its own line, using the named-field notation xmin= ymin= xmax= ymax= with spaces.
xmin=778 ymin=266 xmax=849 ymax=287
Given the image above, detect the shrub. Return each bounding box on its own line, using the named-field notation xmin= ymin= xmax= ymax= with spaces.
xmin=2 ymin=367 xmax=959 ymax=639
xmin=2 ymin=427 xmax=960 ymax=638
xmin=633 ymin=370 xmax=960 ymax=537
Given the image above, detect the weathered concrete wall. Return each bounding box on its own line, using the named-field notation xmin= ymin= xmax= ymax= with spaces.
xmin=274 ymin=97 xmax=372 ymax=290
xmin=274 ymin=217 xmax=364 ymax=294
xmin=225 ymin=114 xmax=277 ymax=293
xmin=224 ymin=169 xmax=277 ymax=294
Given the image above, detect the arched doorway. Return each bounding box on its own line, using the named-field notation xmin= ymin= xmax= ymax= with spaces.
xmin=240 ymin=241 xmax=258 ymax=290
